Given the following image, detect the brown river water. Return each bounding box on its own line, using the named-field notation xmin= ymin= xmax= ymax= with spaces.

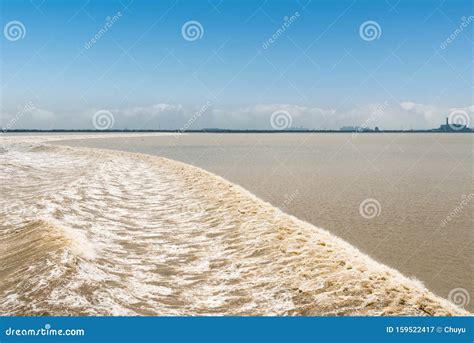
xmin=0 ymin=133 xmax=472 ymax=315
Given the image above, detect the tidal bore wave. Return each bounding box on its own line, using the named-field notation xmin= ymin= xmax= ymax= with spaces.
xmin=0 ymin=137 xmax=469 ymax=316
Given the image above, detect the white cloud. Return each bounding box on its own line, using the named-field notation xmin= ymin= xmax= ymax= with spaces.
xmin=1 ymin=105 xmax=55 ymax=130
xmin=398 ymin=101 xmax=438 ymax=124
xmin=1 ymin=101 xmax=471 ymax=130
xmin=208 ymin=104 xmax=336 ymax=129
xmin=449 ymin=105 xmax=474 ymax=113
xmin=114 ymin=104 xmax=184 ymax=117
xmin=30 ymin=108 xmax=55 ymax=121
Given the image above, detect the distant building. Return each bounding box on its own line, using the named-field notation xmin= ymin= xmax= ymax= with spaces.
xmin=288 ymin=126 xmax=307 ymax=131
xmin=340 ymin=126 xmax=360 ymax=132
xmin=340 ymin=126 xmax=372 ymax=132
xmin=438 ymin=117 xmax=471 ymax=132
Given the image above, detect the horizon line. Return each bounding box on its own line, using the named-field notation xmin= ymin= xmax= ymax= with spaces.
xmin=2 ymin=128 xmax=473 ymax=134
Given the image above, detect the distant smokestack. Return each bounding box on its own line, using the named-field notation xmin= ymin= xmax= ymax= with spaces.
xmin=446 ymin=117 xmax=449 ymax=126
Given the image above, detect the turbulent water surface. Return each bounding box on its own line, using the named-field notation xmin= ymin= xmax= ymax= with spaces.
xmin=0 ymin=135 xmax=470 ymax=316
xmin=60 ymin=133 xmax=474 ymax=312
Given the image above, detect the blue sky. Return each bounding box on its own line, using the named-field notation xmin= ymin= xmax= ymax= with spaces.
xmin=1 ymin=0 xmax=472 ymax=129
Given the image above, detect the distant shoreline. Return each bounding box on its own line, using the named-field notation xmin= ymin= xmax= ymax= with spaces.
xmin=2 ymin=129 xmax=473 ymax=134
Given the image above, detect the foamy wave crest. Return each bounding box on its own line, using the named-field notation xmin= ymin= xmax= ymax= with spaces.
xmin=0 ymin=138 xmax=470 ymax=316
xmin=0 ymin=220 xmax=86 ymax=315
